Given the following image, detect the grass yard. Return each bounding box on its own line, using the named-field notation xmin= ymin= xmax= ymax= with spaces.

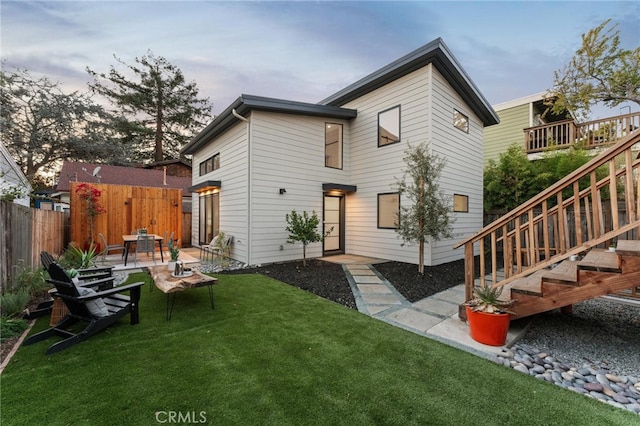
xmin=1 ymin=273 xmax=636 ymax=425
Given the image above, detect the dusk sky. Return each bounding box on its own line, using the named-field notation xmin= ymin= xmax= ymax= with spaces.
xmin=2 ymin=1 xmax=639 ymax=119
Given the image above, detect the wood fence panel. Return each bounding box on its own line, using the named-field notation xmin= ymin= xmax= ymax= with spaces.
xmin=70 ymin=183 xmax=183 ymax=251
xmin=1 ymin=201 xmax=67 ymax=293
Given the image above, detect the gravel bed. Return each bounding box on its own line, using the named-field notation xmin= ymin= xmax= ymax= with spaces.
xmin=516 ymin=297 xmax=640 ymax=378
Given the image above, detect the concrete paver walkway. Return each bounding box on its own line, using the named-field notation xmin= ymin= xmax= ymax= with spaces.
xmin=336 ymin=257 xmax=528 ymax=360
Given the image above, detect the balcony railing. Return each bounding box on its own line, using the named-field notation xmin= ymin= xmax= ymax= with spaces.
xmin=524 ymin=112 xmax=640 ymax=154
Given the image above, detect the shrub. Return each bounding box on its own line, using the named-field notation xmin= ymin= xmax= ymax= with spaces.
xmin=0 ymin=290 xmax=30 ymax=318
xmin=0 ymin=316 xmax=28 ymax=341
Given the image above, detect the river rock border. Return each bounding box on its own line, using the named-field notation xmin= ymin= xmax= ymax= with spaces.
xmin=495 ymin=343 xmax=640 ymax=415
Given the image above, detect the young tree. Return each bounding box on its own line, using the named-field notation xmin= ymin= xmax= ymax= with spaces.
xmin=395 ymin=142 xmax=454 ymax=274
xmin=548 ymin=19 xmax=640 ymax=120
xmin=87 ymin=50 xmax=213 ymax=162
xmin=1 ymin=67 xmax=115 ymax=182
xmin=285 ymin=210 xmax=329 ymax=267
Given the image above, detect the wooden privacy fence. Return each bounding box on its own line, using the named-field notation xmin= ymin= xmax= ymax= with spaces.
xmin=69 ymin=183 xmax=184 ymax=250
xmin=0 ymin=200 xmax=68 ymax=292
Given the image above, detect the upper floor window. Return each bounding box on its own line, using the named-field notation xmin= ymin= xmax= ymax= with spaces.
xmin=325 ymin=123 xmax=343 ymax=169
xmin=453 ymin=109 xmax=469 ymax=133
xmin=378 ymin=192 xmax=400 ymax=229
xmin=378 ymin=106 xmax=401 ymax=147
xmin=199 ymin=153 xmax=220 ymax=176
xmin=453 ymin=194 xmax=469 ymax=213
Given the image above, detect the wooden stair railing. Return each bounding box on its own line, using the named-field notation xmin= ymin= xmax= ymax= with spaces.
xmin=454 ymin=129 xmax=640 ymax=318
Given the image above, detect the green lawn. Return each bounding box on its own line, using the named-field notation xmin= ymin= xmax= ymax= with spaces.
xmin=1 ymin=273 xmax=636 ymax=425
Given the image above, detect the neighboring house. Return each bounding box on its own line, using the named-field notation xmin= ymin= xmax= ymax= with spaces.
xmin=56 ymin=161 xmax=192 ymax=206
xmin=182 ymin=38 xmax=499 ymax=267
xmin=483 ymin=92 xmax=568 ymax=165
xmin=142 ymin=158 xmax=192 ymax=178
xmin=0 ymin=141 xmax=31 ymax=206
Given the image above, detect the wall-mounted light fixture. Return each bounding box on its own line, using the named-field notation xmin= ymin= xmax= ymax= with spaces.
xmin=279 ymin=188 xmax=287 ymax=195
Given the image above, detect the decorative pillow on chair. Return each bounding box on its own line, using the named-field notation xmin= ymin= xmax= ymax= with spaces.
xmin=76 ymin=286 xmax=110 ymax=317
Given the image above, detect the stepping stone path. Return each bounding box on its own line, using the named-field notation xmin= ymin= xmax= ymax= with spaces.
xmin=495 ymin=344 xmax=640 ymax=415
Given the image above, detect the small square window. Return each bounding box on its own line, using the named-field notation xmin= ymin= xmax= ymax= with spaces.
xmin=378 ymin=106 xmax=401 ymax=147
xmin=453 ymin=194 xmax=469 ymax=213
xmin=453 ymin=109 xmax=469 ymax=133
xmin=378 ymin=193 xmax=400 ymax=228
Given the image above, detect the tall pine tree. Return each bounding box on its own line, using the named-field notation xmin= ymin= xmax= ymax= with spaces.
xmin=87 ymin=50 xmax=212 ymax=162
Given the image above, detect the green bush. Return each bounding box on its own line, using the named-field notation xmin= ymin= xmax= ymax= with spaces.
xmin=12 ymin=261 xmax=48 ymax=298
xmin=57 ymin=242 xmax=98 ymax=270
xmin=0 ymin=290 xmax=30 ymax=318
xmin=0 ymin=316 xmax=28 ymax=341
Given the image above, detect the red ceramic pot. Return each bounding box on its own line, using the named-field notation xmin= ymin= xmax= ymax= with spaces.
xmin=466 ymin=305 xmax=510 ymax=346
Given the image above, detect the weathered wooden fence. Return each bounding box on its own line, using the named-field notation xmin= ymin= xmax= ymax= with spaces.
xmin=0 ymin=200 xmax=68 ymax=292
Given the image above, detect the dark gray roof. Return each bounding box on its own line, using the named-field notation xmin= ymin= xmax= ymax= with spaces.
xmin=319 ymin=38 xmax=498 ymax=126
xmin=181 ymin=95 xmax=357 ymax=155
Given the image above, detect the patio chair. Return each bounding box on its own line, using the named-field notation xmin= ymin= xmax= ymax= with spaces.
xmin=201 ymin=234 xmax=232 ymax=261
xmin=98 ymin=232 xmax=126 ymax=262
xmin=133 ymin=234 xmax=156 ymax=267
xmin=23 ymin=262 xmax=144 ymax=355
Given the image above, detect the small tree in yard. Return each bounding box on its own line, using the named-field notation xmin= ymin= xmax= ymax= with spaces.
xmin=285 ymin=210 xmax=330 ymax=267
xmin=395 ymin=142 xmax=454 ymax=275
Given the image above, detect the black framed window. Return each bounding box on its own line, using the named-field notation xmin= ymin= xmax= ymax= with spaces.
xmin=378 ymin=106 xmax=401 ymax=147
xmin=453 ymin=109 xmax=469 ymax=133
xmin=325 ymin=123 xmax=343 ymax=169
xmin=199 ymin=192 xmax=219 ymax=245
xmin=199 ymin=153 xmax=220 ymax=176
xmin=378 ymin=192 xmax=400 ymax=229
xmin=453 ymin=194 xmax=469 ymax=213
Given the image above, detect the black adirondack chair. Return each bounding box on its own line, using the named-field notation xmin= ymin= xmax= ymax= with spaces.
xmin=25 ymin=252 xmax=117 ymax=320
xmin=23 ymin=262 xmax=144 ymax=355
xmin=41 ymin=251 xmax=115 ymax=285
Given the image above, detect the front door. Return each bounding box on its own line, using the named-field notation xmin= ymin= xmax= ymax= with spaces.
xmin=323 ymin=195 xmax=344 ymax=255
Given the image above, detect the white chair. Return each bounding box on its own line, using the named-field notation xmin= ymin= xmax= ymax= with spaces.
xmin=202 ymin=234 xmax=232 ymax=262
xmin=98 ymin=232 xmax=126 ymax=262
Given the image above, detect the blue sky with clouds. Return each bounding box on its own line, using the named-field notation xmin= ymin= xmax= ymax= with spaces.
xmin=2 ymin=1 xmax=639 ymax=118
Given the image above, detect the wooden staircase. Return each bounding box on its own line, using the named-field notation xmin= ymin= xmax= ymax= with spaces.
xmin=454 ymin=129 xmax=640 ymax=320
xmin=506 ymin=240 xmax=640 ymax=319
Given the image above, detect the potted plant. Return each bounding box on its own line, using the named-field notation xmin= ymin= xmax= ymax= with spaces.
xmin=167 ymin=238 xmax=180 ymax=271
xmin=465 ymin=284 xmax=514 ymax=346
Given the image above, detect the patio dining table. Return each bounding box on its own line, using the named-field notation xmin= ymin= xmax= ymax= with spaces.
xmin=122 ymin=234 xmax=164 ymax=266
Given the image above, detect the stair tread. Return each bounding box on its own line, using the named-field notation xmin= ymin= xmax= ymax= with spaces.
xmin=510 ymin=270 xmax=546 ymax=296
xmin=541 ymin=260 xmax=577 ymax=283
xmin=615 ymin=240 xmax=640 ymax=256
xmin=578 ymin=248 xmax=620 ymax=271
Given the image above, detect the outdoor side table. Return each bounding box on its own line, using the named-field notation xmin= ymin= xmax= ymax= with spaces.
xmin=146 ymin=265 xmax=217 ymax=320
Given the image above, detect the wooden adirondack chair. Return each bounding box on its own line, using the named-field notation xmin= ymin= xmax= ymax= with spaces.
xmin=23 ymin=262 xmax=144 ymax=355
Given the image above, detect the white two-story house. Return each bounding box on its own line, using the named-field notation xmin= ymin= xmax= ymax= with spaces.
xmin=182 ymin=38 xmax=498 ymax=267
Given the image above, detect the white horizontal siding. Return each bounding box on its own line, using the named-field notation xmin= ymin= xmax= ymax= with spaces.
xmin=429 ymin=67 xmax=483 ymax=264
xmin=249 ymin=111 xmax=351 ymax=265
xmin=191 ymin=121 xmax=250 ymax=263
